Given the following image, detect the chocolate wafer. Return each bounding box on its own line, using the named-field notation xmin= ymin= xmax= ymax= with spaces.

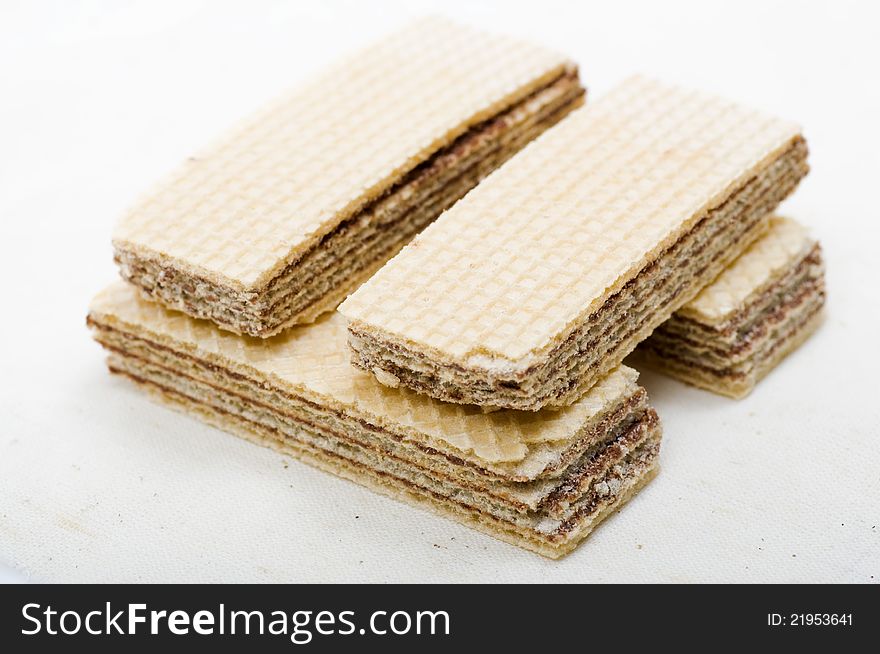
xmin=637 ymin=216 xmax=824 ymax=398
xmin=88 ymin=282 xmax=661 ymax=558
xmin=113 ymin=17 xmax=584 ymax=338
xmin=339 ymin=76 xmax=809 ymax=410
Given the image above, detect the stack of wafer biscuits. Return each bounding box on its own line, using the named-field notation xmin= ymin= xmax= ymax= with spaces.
xmin=112 ymin=17 xmax=584 ymax=337
xmin=88 ymin=282 xmax=660 ymax=558
xmin=339 ymin=75 xmax=810 ymax=410
xmin=90 ymin=19 xmax=663 ymax=558
xmin=88 ymin=18 xmax=825 ymax=559
xmin=637 ymin=216 xmax=825 ymax=398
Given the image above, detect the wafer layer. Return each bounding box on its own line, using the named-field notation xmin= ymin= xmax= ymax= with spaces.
xmin=88 ymin=283 xmax=661 ymax=557
xmin=637 ymin=216 xmax=825 ymax=398
xmin=340 ymin=75 xmax=809 ymax=410
xmin=113 ymin=17 xmax=583 ymax=337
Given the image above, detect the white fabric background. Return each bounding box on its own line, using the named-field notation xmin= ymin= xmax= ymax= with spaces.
xmin=1 ymin=0 xmax=878 ymax=583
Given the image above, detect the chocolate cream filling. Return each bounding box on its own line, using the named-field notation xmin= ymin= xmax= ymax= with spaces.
xmin=652 ymin=245 xmax=823 ymax=351
xmin=640 ymin=285 xmax=825 ymax=380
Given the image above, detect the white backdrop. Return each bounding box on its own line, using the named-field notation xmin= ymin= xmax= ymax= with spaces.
xmin=1 ymin=0 xmax=878 ymax=583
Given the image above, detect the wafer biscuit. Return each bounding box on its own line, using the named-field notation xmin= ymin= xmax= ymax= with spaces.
xmin=340 ymin=75 xmax=809 ymax=410
xmin=113 ymin=17 xmax=584 ymax=338
xmin=637 ymin=216 xmax=824 ymax=398
xmin=88 ymin=282 xmax=661 ymax=558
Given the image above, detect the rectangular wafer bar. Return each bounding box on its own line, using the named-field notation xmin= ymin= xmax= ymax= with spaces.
xmin=113 ymin=17 xmax=584 ymax=338
xmin=339 ymin=76 xmax=809 ymax=410
xmin=88 ymin=282 xmax=661 ymax=558
xmin=636 ymin=216 xmax=825 ymax=398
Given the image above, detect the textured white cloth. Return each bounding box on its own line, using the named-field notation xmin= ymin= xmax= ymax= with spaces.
xmin=1 ymin=0 xmax=878 ymax=583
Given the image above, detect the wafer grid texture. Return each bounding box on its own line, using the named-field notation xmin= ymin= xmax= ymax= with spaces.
xmin=115 ymin=66 xmax=584 ymax=337
xmin=113 ymin=17 xmax=573 ymax=291
xmin=88 ymin=283 xmax=661 ymax=557
xmin=89 ymin=283 xmax=641 ymax=469
xmin=340 ymin=75 xmax=807 ymax=409
xmin=341 ymin=76 xmax=803 ymax=362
